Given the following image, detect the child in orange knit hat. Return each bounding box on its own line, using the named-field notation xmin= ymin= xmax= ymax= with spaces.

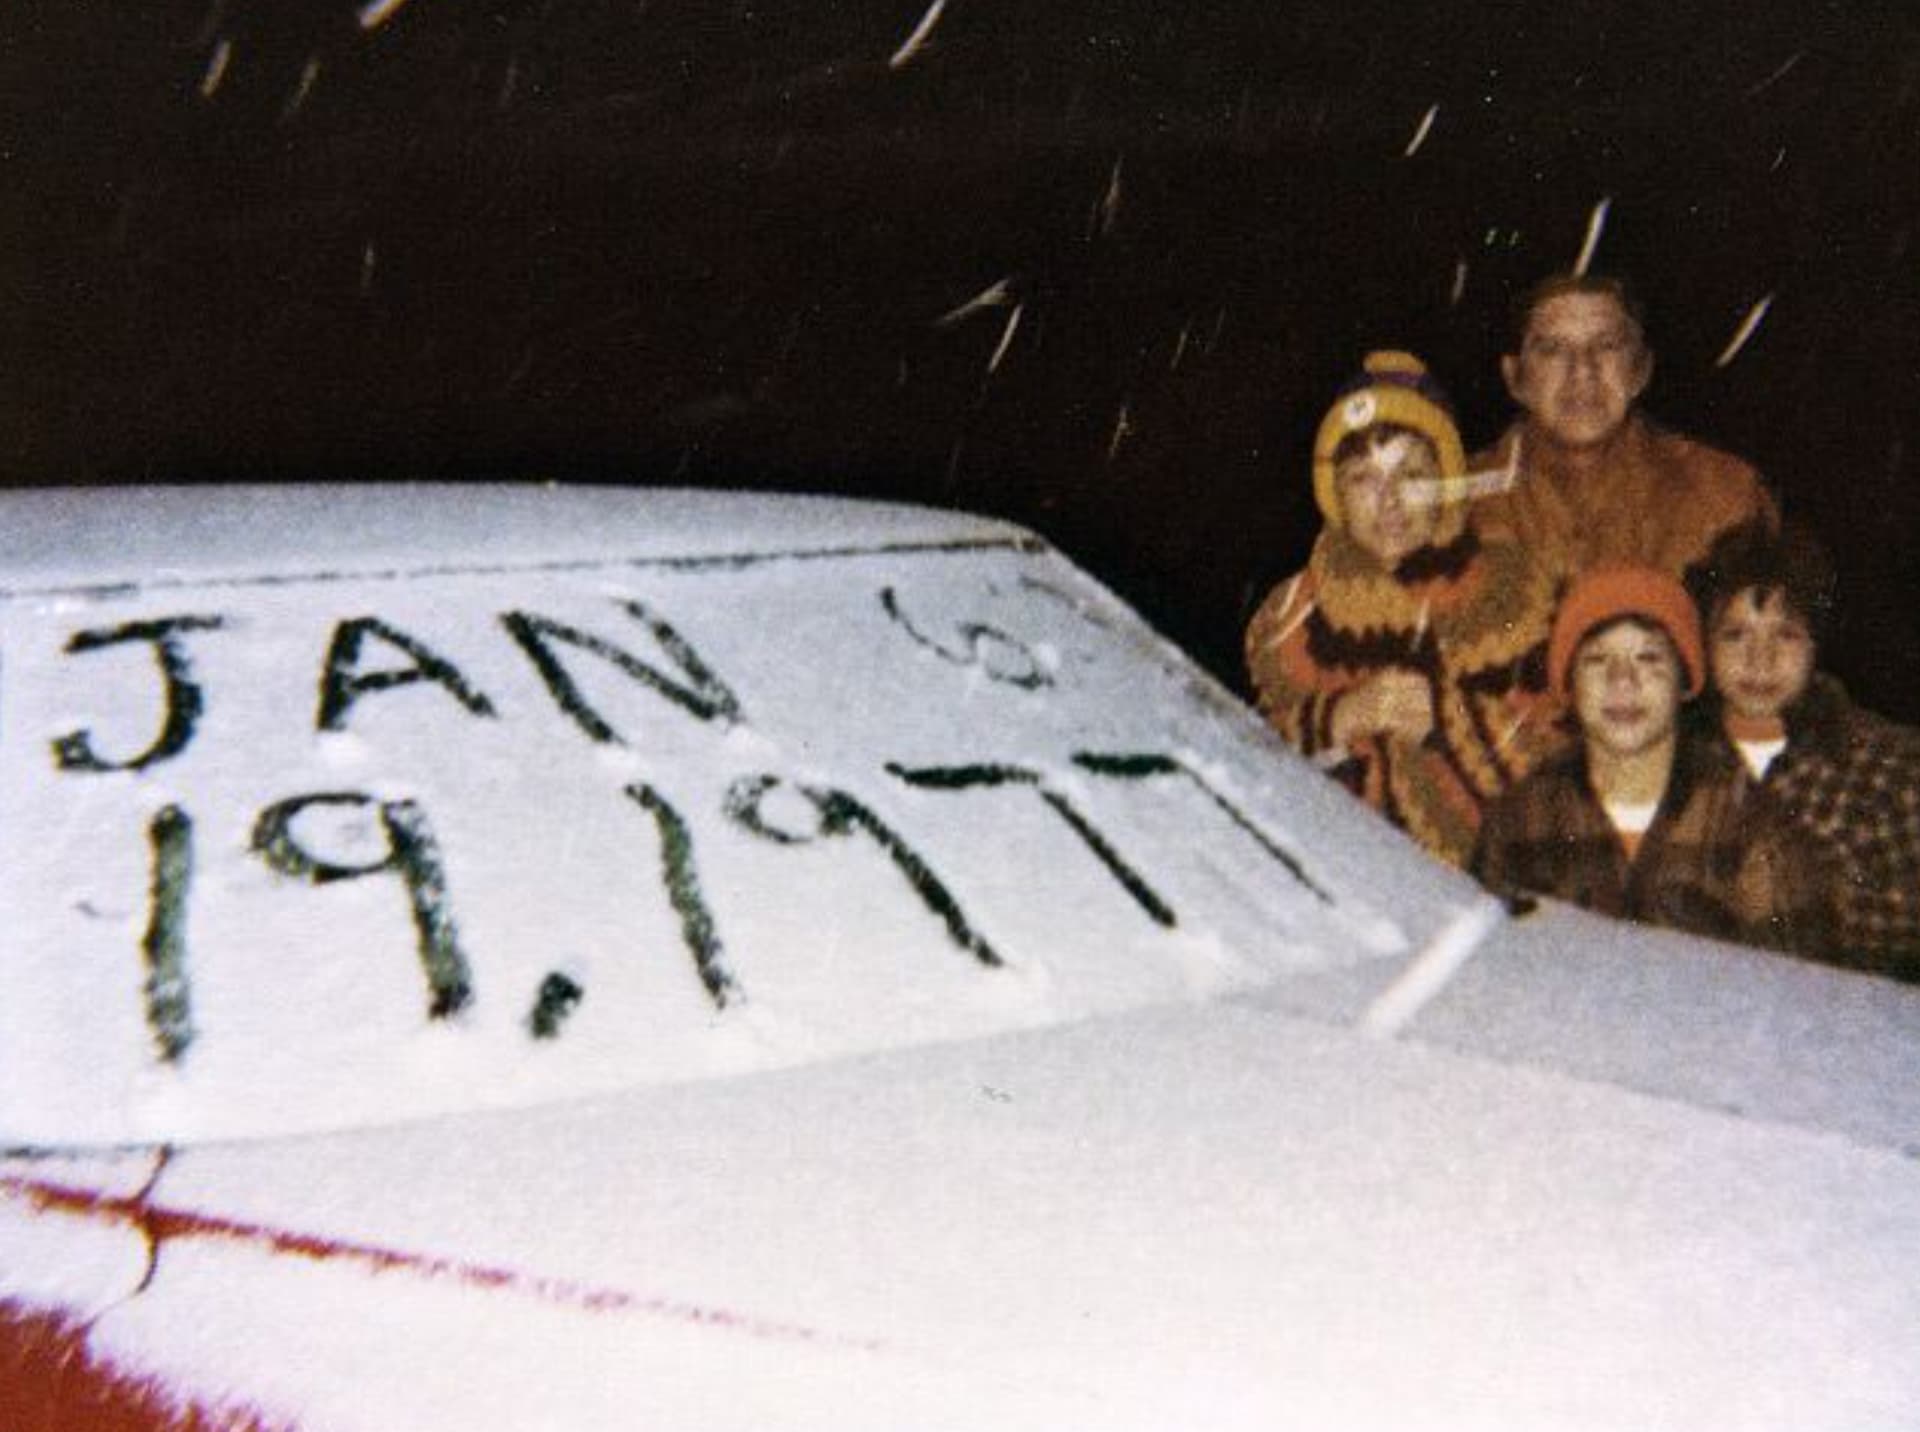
xmin=1474 ymin=562 xmax=1831 ymax=950
xmin=1245 ymin=351 xmax=1559 ymax=867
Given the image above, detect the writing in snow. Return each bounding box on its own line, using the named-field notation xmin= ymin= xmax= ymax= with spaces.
xmin=3 ymin=574 xmax=1344 ymax=1075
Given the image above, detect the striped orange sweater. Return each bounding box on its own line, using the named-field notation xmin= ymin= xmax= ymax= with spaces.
xmin=1245 ymin=524 xmax=1560 ymax=866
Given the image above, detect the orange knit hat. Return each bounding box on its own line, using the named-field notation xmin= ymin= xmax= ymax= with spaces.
xmin=1548 ymin=565 xmax=1706 ymax=698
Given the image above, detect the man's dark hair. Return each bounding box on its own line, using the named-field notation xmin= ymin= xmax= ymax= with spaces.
xmin=1507 ymin=273 xmax=1649 ymax=356
xmin=1687 ymin=518 xmax=1838 ymax=646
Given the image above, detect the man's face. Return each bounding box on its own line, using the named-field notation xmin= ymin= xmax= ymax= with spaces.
xmin=1333 ymin=432 xmax=1443 ymax=566
xmin=1572 ymin=618 xmax=1684 ymax=761
xmin=1501 ymin=291 xmax=1652 ymax=451
xmin=1710 ymin=587 xmax=1816 ymax=723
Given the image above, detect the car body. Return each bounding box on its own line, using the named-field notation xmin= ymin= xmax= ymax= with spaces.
xmin=3 ymin=483 xmax=1918 ymax=1430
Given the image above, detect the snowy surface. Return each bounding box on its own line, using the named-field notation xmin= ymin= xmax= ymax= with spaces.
xmin=1245 ymin=899 xmax=1920 ymax=1157
xmin=0 ymin=484 xmax=1453 ymax=1145
xmin=7 ymin=1000 xmax=1920 ymax=1430
xmin=6 ymin=486 xmax=1919 ymax=1431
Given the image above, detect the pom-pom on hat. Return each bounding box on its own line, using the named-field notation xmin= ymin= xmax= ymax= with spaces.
xmin=1548 ymin=564 xmax=1706 ymax=699
xmin=1311 ymin=350 xmax=1467 ymax=525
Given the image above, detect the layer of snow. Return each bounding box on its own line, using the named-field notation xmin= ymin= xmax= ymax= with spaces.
xmin=0 ymin=483 xmax=1030 ymax=587
xmin=5 ymin=487 xmax=1920 ymax=1431
xmin=1243 ymin=899 xmax=1920 ymax=1157
xmin=7 ymin=1000 xmax=1919 ymax=1430
xmin=0 ymin=485 xmax=1460 ymax=1145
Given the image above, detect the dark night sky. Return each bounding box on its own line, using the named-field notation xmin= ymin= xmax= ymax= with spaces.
xmin=6 ymin=0 xmax=1920 ymax=718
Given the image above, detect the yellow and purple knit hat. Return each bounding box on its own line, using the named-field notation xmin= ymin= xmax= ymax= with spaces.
xmin=1311 ymin=350 xmax=1467 ymax=525
xmin=1548 ymin=564 xmax=1707 ymax=698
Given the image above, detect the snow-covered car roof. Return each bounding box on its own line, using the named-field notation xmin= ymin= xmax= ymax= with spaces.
xmin=3 ymin=484 xmax=1918 ymax=1429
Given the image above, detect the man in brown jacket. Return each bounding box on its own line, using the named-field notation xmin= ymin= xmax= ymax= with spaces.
xmin=1472 ymin=274 xmax=1778 ymax=588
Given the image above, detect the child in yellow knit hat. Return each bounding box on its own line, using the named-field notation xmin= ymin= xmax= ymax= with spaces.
xmin=1245 ymin=351 xmax=1559 ymax=866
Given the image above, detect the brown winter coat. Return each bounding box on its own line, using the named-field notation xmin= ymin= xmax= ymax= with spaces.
xmin=1472 ymin=731 xmax=1835 ymax=954
xmin=1719 ymin=675 xmax=1920 ymax=981
xmin=1471 ymin=413 xmax=1778 ymax=589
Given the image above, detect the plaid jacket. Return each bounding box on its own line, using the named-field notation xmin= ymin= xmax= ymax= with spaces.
xmin=1741 ymin=677 xmax=1920 ymax=979
xmin=1472 ymin=733 xmax=1836 ymax=956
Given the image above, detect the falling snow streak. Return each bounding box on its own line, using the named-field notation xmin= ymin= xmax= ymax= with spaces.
xmin=1446 ymin=433 xmax=1525 ymax=503
xmin=987 ymin=304 xmax=1023 ymax=373
xmin=1403 ymin=104 xmax=1438 ymax=157
xmin=1572 ymin=197 xmax=1611 ymax=276
xmin=1206 ymin=308 xmax=1227 ymax=354
xmin=1097 ymin=157 xmax=1123 ymax=234
xmin=198 ymin=39 xmax=232 ymax=100
xmin=358 ymin=0 xmax=416 ymax=31
xmin=1714 ymin=293 xmax=1775 ymax=368
xmin=0 ymin=1171 xmax=888 ymax=1352
xmin=1449 ymin=260 xmax=1468 ymax=307
xmin=282 ymin=56 xmax=321 ymax=121
xmin=937 ymin=277 xmax=1013 ymax=327
xmin=1746 ymin=50 xmax=1804 ymax=97
xmin=888 ymin=0 xmax=947 ymax=69
xmin=1359 ymin=896 xmax=1505 ymax=1039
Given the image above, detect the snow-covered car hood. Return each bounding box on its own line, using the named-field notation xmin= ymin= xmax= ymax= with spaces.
xmin=3 ymin=484 xmax=1918 ymax=1430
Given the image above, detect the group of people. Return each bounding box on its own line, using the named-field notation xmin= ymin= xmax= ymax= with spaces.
xmin=1246 ymin=273 xmax=1920 ymax=982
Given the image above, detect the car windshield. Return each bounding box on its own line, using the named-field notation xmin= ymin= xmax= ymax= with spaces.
xmin=0 ymin=485 xmax=1467 ymax=1147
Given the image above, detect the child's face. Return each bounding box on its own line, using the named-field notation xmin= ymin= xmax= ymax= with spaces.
xmin=1710 ymin=586 xmax=1815 ymax=723
xmin=1333 ymin=433 xmax=1442 ymax=566
xmin=1572 ymin=618 xmax=1684 ymax=761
